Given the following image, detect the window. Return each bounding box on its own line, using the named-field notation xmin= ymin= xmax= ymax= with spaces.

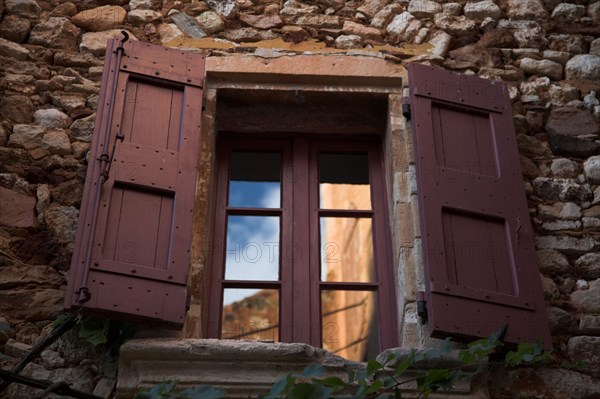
xmin=66 ymin=39 xmax=552 ymax=362
xmin=206 ymin=136 xmax=398 ymax=361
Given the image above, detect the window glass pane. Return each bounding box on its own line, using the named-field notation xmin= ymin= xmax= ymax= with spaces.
xmin=319 ymin=152 xmax=371 ymax=210
xmin=321 ymin=290 xmax=379 ymax=362
xmin=320 ymin=217 xmax=375 ymax=282
xmin=229 ymin=151 xmax=281 ymax=208
xmin=222 ymin=288 xmax=279 ymax=341
xmin=225 ymin=215 xmax=279 ymax=281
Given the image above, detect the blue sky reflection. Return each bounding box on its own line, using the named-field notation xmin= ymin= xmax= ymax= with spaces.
xmin=224 ymin=213 xmax=280 ymax=304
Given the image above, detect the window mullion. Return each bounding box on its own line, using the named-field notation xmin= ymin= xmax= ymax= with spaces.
xmin=279 ymin=141 xmax=295 ymax=342
xmin=288 ymin=137 xmax=313 ymax=345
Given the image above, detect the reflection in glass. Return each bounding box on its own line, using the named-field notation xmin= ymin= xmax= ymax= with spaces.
xmin=319 ymin=152 xmax=371 ymax=210
xmin=229 ymin=151 xmax=281 ymax=208
xmin=225 ymin=216 xmax=279 ymax=281
xmin=222 ymin=288 xmax=279 ymax=341
xmin=321 ymin=290 xmax=378 ymax=362
xmin=320 ymin=217 xmax=374 ymax=282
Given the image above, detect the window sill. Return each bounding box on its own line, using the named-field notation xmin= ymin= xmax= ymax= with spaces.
xmin=117 ymin=339 xmax=487 ymax=398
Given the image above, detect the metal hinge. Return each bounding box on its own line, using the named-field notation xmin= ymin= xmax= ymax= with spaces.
xmin=402 ymin=97 xmax=411 ymax=120
xmin=416 ymin=291 xmax=427 ymax=323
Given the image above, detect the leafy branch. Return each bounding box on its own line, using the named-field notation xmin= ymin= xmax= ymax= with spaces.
xmin=53 ymin=313 xmax=135 ymax=348
xmin=262 ymin=333 xmax=550 ymax=399
xmin=134 ymin=381 xmax=226 ymax=399
xmin=135 ymin=329 xmax=551 ymax=399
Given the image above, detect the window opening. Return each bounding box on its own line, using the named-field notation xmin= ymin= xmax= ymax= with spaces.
xmin=208 ymin=136 xmax=397 ymax=361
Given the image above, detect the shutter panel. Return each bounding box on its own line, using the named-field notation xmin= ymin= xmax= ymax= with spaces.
xmin=408 ymin=64 xmax=552 ymax=348
xmin=64 ymin=39 xmax=205 ymax=328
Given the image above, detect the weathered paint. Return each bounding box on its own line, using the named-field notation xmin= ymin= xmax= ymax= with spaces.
xmin=64 ymin=39 xmax=205 ymax=328
xmin=408 ymin=63 xmax=552 ymax=348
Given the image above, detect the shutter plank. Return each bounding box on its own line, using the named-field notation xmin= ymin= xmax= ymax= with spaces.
xmin=113 ymin=143 xmax=179 ymax=192
xmin=409 ymin=64 xmax=551 ymax=348
xmin=64 ymin=40 xmax=205 ymax=328
xmin=87 ymin=271 xmax=187 ymax=323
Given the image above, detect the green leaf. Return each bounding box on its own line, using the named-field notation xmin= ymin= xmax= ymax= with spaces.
xmin=393 ymin=353 xmax=414 ymax=377
xmin=381 ymin=376 xmax=396 ymax=388
xmin=351 ymin=384 xmax=366 ymax=399
xmin=459 ymin=337 xmax=497 ymax=365
xmin=504 ymin=339 xmax=551 ymax=367
xmin=78 ymin=317 xmax=109 ymax=346
xmin=53 ymin=313 xmax=77 ymax=328
xmin=309 ymin=385 xmax=334 ymax=399
xmin=347 ymin=369 xmax=356 ymax=383
xmin=137 ymin=380 xmax=177 ymax=398
xmin=291 ymin=383 xmax=312 ymax=398
xmin=79 ymin=329 xmax=107 ymax=346
xmin=425 ymin=369 xmax=452 ymax=385
xmin=385 ymin=352 xmax=398 ymax=365
xmin=265 ymin=374 xmax=293 ymax=399
xmin=302 ymin=364 xmax=326 ymax=379
xmin=414 ymin=351 xmax=426 ymax=363
xmin=180 ymin=385 xmax=226 ymax=399
xmin=365 ymin=380 xmax=384 ymax=394
xmin=394 ymin=388 xmax=402 ymax=399
xmin=439 ymin=337 xmax=452 ymax=354
xmin=313 ymin=377 xmax=348 ymax=388
xmin=147 ymin=383 xmax=162 ymax=395
xmin=356 ymin=369 xmax=368 ymax=382
xmin=367 ymin=360 xmax=383 ymax=377
xmin=410 ymin=368 xmax=456 ymax=397
xmin=414 ymin=347 xmax=441 ymax=364
xmin=135 ymin=381 xmax=227 ymax=399
xmin=158 ymin=381 xmax=178 ymax=396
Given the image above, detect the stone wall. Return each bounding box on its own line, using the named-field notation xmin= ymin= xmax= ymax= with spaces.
xmin=0 ymin=0 xmax=599 ymax=397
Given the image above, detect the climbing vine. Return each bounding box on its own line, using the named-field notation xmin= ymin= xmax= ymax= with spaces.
xmin=53 ymin=313 xmax=135 ymax=350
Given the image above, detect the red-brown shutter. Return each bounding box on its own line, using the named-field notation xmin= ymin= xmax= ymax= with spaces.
xmin=64 ymin=38 xmax=205 ymax=328
xmin=408 ymin=63 xmax=552 ymax=348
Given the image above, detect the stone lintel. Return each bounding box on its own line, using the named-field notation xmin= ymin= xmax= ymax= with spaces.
xmin=206 ymin=54 xmax=405 ymax=90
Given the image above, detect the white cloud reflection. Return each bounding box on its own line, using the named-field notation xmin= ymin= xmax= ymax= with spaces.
xmin=223 ymin=187 xmax=281 ymax=305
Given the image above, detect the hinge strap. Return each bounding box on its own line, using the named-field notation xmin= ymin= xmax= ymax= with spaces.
xmin=402 ymin=96 xmax=411 ymax=120
xmin=77 ymin=31 xmax=130 ymax=303
xmin=416 ymin=291 xmax=427 ymax=322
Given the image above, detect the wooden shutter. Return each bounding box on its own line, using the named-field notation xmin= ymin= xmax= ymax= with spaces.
xmin=408 ymin=64 xmax=552 ymax=348
xmin=64 ymin=39 xmax=205 ymax=328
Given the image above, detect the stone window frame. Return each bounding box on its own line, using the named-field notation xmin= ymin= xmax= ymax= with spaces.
xmin=183 ymin=54 xmax=423 ymax=348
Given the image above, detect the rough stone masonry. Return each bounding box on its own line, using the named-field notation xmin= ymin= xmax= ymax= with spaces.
xmin=1 ymin=0 xmax=600 ymax=398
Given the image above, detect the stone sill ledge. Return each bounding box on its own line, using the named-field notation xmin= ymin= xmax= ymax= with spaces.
xmin=117 ymin=339 xmax=485 ymax=398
